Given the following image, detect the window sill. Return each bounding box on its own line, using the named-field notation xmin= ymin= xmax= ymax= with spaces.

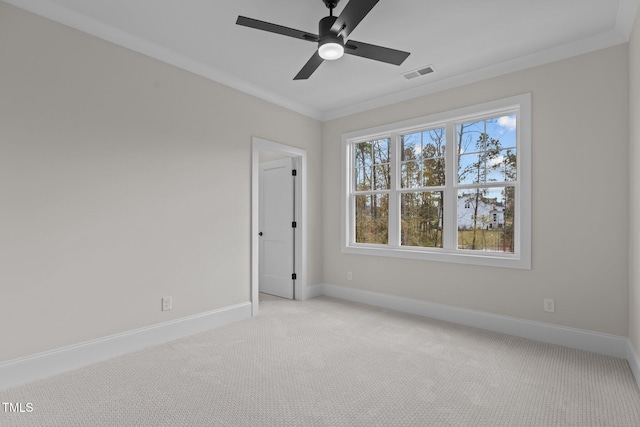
xmin=342 ymin=244 xmax=531 ymax=270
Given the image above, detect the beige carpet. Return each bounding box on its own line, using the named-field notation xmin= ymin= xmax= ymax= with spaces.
xmin=2 ymin=295 xmax=640 ymax=426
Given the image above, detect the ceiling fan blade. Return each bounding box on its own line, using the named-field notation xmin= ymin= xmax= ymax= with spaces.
xmin=331 ymin=0 xmax=380 ymax=40
xmin=345 ymin=40 xmax=410 ymax=65
xmin=236 ymin=16 xmax=318 ymax=42
xmin=294 ymin=51 xmax=324 ymax=80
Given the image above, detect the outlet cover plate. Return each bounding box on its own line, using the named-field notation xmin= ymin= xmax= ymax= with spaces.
xmin=543 ymin=298 xmax=555 ymax=313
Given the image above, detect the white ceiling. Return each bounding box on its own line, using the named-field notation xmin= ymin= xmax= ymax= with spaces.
xmin=4 ymin=0 xmax=638 ymax=120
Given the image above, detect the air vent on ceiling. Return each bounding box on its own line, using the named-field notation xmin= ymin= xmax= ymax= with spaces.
xmin=402 ymin=65 xmax=435 ymax=80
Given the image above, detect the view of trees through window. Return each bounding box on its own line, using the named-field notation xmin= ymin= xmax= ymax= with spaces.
xmin=354 ymin=139 xmax=390 ymax=244
xmin=400 ymin=128 xmax=445 ymax=248
xmin=351 ymin=112 xmax=518 ymax=254
xmin=457 ymin=116 xmax=517 ymax=253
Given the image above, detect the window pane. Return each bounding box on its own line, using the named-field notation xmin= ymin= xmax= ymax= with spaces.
xmin=355 ymin=194 xmax=389 ymax=244
xmin=372 ymin=164 xmax=390 ymax=190
xmin=457 ymin=121 xmax=484 ymax=157
xmin=401 ymin=128 xmax=446 ymax=188
xmin=354 ymin=142 xmax=372 ymax=168
xmin=424 ymin=128 xmax=446 ymax=159
xmin=354 ymin=166 xmax=371 ymax=191
xmin=486 ymin=148 xmax=517 ymax=183
xmin=495 ymin=115 xmax=517 ymax=149
xmin=422 ymin=158 xmax=445 ymax=186
xmin=401 ymin=133 xmax=421 ymax=161
xmin=401 ymin=191 xmax=443 ymax=248
xmin=457 ymin=116 xmax=516 ymax=185
xmin=373 ymin=139 xmax=390 ymax=164
xmin=457 ymin=187 xmax=515 ymax=253
xmin=458 ymin=152 xmax=484 ymax=185
xmin=401 ymin=161 xmax=420 ymax=188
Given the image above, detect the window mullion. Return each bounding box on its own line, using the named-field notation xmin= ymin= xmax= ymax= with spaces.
xmin=443 ymin=122 xmax=457 ymax=250
xmin=388 ymin=133 xmax=400 ymax=247
xmin=347 ymin=143 xmax=355 ymax=246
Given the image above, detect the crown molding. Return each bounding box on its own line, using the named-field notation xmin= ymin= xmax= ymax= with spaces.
xmin=616 ymin=0 xmax=640 ymax=40
xmin=2 ymin=0 xmax=635 ymax=122
xmin=0 ymin=0 xmax=324 ymax=120
xmin=320 ymin=28 xmax=628 ymax=121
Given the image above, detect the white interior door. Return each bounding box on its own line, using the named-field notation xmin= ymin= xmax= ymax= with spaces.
xmin=259 ymin=157 xmax=294 ymax=299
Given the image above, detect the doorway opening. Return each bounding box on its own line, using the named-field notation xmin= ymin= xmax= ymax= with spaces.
xmin=251 ymin=137 xmax=307 ymax=317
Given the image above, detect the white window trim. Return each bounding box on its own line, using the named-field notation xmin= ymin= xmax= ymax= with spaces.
xmin=341 ymin=93 xmax=531 ymax=269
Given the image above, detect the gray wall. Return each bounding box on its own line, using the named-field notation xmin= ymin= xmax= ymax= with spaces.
xmin=322 ymin=45 xmax=630 ymax=336
xmin=1 ymin=0 xmax=636 ymax=365
xmin=0 ymin=3 xmax=323 ymax=363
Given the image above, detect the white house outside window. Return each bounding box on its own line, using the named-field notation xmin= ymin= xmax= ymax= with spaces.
xmin=341 ymin=94 xmax=531 ymax=269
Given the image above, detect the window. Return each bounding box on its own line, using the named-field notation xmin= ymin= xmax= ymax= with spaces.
xmin=342 ymin=94 xmax=531 ymax=269
xmin=354 ymin=138 xmax=391 ymax=244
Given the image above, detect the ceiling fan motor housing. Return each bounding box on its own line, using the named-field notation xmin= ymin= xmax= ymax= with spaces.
xmin=318 ymin=16 xmax=344 ymax=59
xmin=319 ymin=15 xmax=342 ymax=39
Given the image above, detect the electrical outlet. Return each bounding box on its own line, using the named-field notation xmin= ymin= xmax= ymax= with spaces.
xmin=543 ymin=298 xmax=555 ymax=313
xmin=347 ymin=271 xmax=353 ymax=281
xmin=162 ymin=296 xmax=172 ymax=311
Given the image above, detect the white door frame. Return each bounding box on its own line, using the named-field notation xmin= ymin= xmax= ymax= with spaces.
xmin=251 ymin=137 xmax=307 ymax=316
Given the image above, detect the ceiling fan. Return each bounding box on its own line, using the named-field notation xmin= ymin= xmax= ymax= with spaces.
xmin=236 ymin=0 xmax=410 ymax=80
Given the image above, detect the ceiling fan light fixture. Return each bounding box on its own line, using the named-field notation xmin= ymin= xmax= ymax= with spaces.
xmin=318 ymin=39 xmax=344 ymax=60
xmin=236 ymin=0 xmax=411 ymax=80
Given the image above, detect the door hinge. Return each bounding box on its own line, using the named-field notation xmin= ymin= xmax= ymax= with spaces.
xmin=292 ymin=273 xmax=297 ymax=280
xmin=292 ymin=169 xmax=297 ymax=176
xmin=292 ymin=221 xmax=297 ymax=228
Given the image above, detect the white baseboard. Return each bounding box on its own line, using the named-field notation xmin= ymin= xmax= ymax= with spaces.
xmin=0 ymin=302 xmax=252 ymax=391
xmin=303 ymin=284 xmax=324 ymax=300
xmin=320 ymin=283 xmax=628 ymax=359
xmin=627 ymin=340 xmax=640 ymax=389
xmin=3 ymin=288 xmax=635 ymax=390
